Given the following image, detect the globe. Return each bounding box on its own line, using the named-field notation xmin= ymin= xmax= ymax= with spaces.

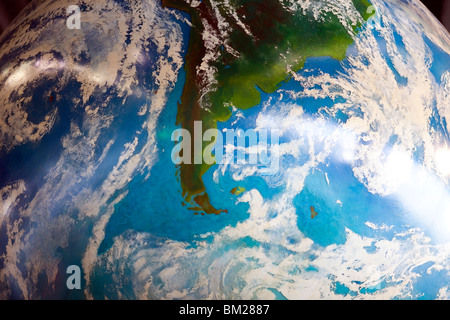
xmin=0 ymin=0 xmax=449 ymax=300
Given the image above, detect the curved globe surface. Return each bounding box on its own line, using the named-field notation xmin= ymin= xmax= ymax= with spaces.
xmin=0 ymin=0 xmax=449 ymax=299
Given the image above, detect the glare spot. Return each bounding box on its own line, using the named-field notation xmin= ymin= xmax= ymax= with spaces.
xmin=435 ymin=148 xmax=450 ymax=178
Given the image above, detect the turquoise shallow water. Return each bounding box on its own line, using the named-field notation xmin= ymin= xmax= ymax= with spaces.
xmin=294 ymin=161 xmax=402 ymax=248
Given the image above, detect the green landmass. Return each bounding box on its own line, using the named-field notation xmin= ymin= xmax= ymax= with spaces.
xmin=231 ymin=186 xmax=246 ymax=196
xmin=162 ymin=0 xmax=372 ymax=214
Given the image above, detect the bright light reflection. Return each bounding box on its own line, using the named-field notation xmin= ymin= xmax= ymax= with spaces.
xmin=435 ymin=147 xmax=450 ymax=178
